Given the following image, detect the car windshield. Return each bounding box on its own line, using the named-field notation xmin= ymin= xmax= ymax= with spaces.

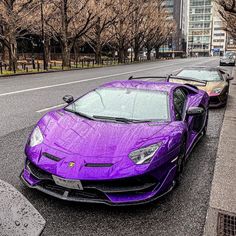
xmin=177 ymin=69 xmax=222 ymax=82
xmin=225 ymin=52 xmax=234 ymax=57
xmin=65 ymin=88 xmax=170 ymax=122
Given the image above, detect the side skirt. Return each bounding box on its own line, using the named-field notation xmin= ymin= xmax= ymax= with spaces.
xmin=186 ymin=131 xmax=204 ymax=159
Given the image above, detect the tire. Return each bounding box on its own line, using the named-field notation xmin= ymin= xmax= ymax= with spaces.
xmin=221 ymin=89 xmax=229 ymax=108
xmin=175 ymin=138 xmax=186 ymax=186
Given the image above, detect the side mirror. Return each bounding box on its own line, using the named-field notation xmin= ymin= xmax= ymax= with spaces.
xmin=226 ymin=76 xmax=234 ymax=81
xmin=63 ymin=95 xmax=74 ymax=104
xmin=186 ymin=107 xmax=205 ymax=116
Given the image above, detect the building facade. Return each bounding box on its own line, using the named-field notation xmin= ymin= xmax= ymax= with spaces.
xmin=187 ymin=0 xmax=213 ymax=56
xmin=161 ymin=0 xmax=188 ymax=53
xmin=226 ymin=35 xmax=236 ymax=52
xmin=211 ymin=15 xmax=227 ymax=56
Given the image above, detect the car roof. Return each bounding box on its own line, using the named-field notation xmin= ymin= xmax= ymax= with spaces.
xmin=101 ymin=80 xmax=186 ymax=93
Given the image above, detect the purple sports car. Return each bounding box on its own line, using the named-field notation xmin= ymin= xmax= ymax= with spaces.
xmin=21 ymin=77 xmax=209 ymax=205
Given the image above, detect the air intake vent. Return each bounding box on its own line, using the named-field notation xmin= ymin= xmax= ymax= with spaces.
xmin=85 ymin=163 xmax=113 ymax=167
xmin=217 ymin=212 xmax=236 ymax=236
xmin=43 ymin=153 xmax=61 ymax=162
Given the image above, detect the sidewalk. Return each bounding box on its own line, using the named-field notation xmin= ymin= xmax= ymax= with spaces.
xmin=204 ymin=68 xmax=236 ymax=235
xmin=0 ymin=180 xmax=45 ymax=235
xmin=0 ymin=58 xmax=169 ymax=78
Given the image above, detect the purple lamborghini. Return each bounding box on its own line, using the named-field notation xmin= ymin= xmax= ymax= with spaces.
xmin=21 ymin=77 xmax=209 ymax=205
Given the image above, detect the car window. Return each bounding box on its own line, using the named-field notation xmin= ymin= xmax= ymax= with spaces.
xmin=174 ymin=89 xmax=187 ymax=121
xmin=225 ymin=52 xmax=235 ymax=57
xmin=177 ymin=69 xmax=222 ymax=82
xmin=65 ymin=88 xmax=170 ymax=122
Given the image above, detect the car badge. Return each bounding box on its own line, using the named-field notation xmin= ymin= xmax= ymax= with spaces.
xmin=68 ymin=162 xmax=75 ymax=168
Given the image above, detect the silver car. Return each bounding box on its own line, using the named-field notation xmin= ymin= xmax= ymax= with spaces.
xmin=220 ymin=52 xmax=236 ymax=66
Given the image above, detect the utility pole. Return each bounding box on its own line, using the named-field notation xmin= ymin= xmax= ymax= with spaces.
xmin=41 ymin=0 xmax=47 ymax=70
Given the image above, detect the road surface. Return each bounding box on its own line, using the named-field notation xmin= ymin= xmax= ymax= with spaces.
xmin=0 ymin=57 xmax=232 ymax=236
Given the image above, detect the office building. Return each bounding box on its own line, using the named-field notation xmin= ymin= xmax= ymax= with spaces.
xmin=211 ymin=15 xmax=226 ymax=55
xmin=188 ymin=0 xmax=213 ymax=56
xmin=161 ymin=0 xmax=188 ymax=53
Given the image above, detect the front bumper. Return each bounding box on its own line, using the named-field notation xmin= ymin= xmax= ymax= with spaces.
xmin=220 ymin=60 xmax=235 ymax=66
xmin=209 ymin=94 xmax=227 ymax=108
xmin=20 ymin=160 xmax=176 ymax=206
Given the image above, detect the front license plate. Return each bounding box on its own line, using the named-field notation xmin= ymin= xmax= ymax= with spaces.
xmin=52 ymin=175 xmax=83 ymax=190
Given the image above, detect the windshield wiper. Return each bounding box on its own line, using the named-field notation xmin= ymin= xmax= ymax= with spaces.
xmin=92 ymin=115 xmax=152 ymax=123
xmin=65 ymin=109 xmax=95 ymax=120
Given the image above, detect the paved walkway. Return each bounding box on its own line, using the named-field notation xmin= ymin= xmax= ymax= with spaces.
xmin=204 ymin=68 xmax=236 ymax=235
xmin=0 ymin=180 xmax=45 ymax=235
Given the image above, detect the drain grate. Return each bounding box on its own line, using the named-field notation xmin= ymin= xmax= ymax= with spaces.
xmin=217 ymin=212 xmax=236 ymax=236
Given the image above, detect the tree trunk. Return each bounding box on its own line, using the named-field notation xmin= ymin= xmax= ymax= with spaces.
xmin=134 ymin=36 xmax=140 ymax=62
xmin=134 ymin=37 xmax=139 ymax=62
xmin=73 ymin=43 xmax=80 ymax=66
xmin=44 ymin=37 xmax=50 ymax=70
xmin=155 ymin=46 xmax=160 ymax=59
xmin=134 ymin=48 xmax=139 ymax=62
xmin=118 ymin=47 xmax=125 ymax=63
xmin=146 ymin=45 xmax=152 ymax=61
xmin=95 ymin=17 xmax=102 ymax=64
xmin=8 ymin=35 xmax=17 ymax=71
xmin=95 ymin=43 xmax=102 ymax=64
xmin=61 ymin=41 xmax=70 ymax=68
xmin=124 ymin=49 xmax=128 ymax=63
xmin=2 ymin=45 xmax=8 ymax=62
xmin=61 ymin=1 xmax=70 ymax=68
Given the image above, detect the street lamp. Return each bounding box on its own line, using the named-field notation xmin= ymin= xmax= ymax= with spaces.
xmin=41 ymin=0 xmax=47 ymax=70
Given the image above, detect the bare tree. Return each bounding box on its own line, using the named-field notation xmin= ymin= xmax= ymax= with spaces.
xmin=0 ymin=0 xmax=40 ymax=70
xmin=215 ymin=0 xmax=236 ymax=39
xmin=108 ymin=0 xmax=134 ymax=63
xmin=84 ymin=0 xmax=118 ymax=64
xmin=145 ymin=20 xmax=176 ymax=60
xmin=0 ymin=0 xmax=177 ymax=70
xmin=44 ymin=0 xmax=97 ymax=68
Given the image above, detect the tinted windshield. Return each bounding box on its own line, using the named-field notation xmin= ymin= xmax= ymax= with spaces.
xmin=65 ymin=88 xmax=169 ymax=122
xmin=177 ymin=69 xmax=222 ymax=82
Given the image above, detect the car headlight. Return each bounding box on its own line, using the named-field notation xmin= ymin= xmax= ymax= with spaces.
xmin=129 ymin=143 xmax=161 ymax=165
xmin=29 ymin=126 xmax=43 ymax=147
xmin=213 ymin=88 xmax=222 ymax=94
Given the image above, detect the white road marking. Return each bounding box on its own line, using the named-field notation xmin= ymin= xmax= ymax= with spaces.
xmin=36 ymin=103 xmax=66 ymax=113
xmin=0 ymin=61 xmax=192 ymax=98
xmin=33 ymin=58 xmax=218 ymax=113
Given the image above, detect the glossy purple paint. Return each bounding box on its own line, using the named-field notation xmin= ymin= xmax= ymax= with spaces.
xmin=21 ymin=80 xmax=209 ymax=205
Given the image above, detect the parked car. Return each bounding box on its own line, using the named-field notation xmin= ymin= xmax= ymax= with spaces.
xmin=21 ymin=78 xmax=209 ymax=205
xmin=173 ymin=67 xmax=233 ymax=107
xmin=220 ymin=51 xmax=236 ymax=66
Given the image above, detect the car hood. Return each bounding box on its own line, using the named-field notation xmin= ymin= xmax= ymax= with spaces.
xmin=198 ymin=81 xmax=226 ymax=94
xmin=26 ymin=110 xmax=177 ymax=180
xmin=41 ymin=110 xmax=171 ymax=156
xmin=169 ymin=79 xmax=226 ymax=95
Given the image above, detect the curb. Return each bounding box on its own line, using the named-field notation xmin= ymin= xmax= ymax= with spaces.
xmin=203 ymin=67 xmax=236 ymax=236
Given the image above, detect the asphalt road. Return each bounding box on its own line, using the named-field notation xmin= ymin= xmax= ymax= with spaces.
xmin=0 ymin=57 xmax=232 ymax=236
